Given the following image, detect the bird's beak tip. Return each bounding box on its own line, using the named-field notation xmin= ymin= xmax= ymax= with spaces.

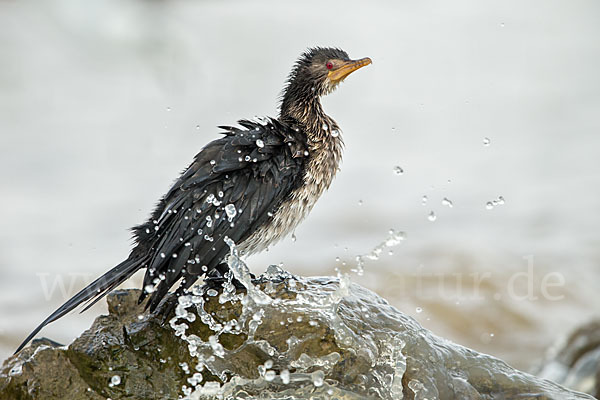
xmin=328 ymin=57 xmax=372 ymax=82
xmin=348 ymin=57 xmax=372 ymax=71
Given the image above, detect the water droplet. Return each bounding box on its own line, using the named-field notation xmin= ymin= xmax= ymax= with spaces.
xmin=256 ymin=139 xmax=265 ymax=148
xmin=264 ymin=370 xmax=276 ymax=381
xmin=187 ymin=372 xmax=203 ymax=387
xmin=500 ymin=22 xmax=505 ymax=28
xmin=166 ymin=107 xmax=171 ymax=112
xmin=111 ymin=375 xmax=121 ymax=386
xmin=415 ymin=307 xmax=423 ymax=313
xmin=280 ymin=369 xmax=290 ymax=384
xmin=160 ymin=252 xmax=166 ymax=258
xmin=442 ymin=197 xmax=453 ymax=208
xmin=144 ymin=284 xmax=155 ymax=294
xmin=195 ymin=125 xmax=200 ymax=130
xmin=386 ymin=231 xmax=405 ymax=247
xmin=208 ymin=335 xmax=225 ymax=357
xmin=331 ymin=129 xmax=340 ymax=137
xmin=311 ymin=370 xmax=324 ymax=387
xmin=393 ymin=166 xmax=404 ymax=175
xmin=209 ymin=160 xmax=216 ymax=165
xmin=487 ymin=196 xmax=505 ymax=209
xmin=224 ymin=204 xmax=237 ymax=221
xmin=322 ymin=123 xmax=328 ymax=131
xmin=483 ymin=137 xmax=491 ymax=146
xmin=358 ymin=199 xmax=363 ymax=206
xmin=291 ymin=233 xmax=297 ymax=242
xmin=427 ymin=211 xmax=437 ymax=221
xmin=422 ymin=195 xmax=428 ymax=205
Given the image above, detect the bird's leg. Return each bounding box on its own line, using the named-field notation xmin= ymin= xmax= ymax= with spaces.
xmin=157 ymin=285 xmax=194 ymax=326
xmin=122 ymin=325 xmax=131 ymax=346
xmin=158 ymin=296 xmax=177 ymax=326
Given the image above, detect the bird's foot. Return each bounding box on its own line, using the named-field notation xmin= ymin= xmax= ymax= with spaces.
xmin=158 ymin=295 xmax=179 ymax=325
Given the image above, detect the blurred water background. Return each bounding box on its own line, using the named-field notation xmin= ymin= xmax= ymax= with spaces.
xmin=1 ymin=0 xmax=599 ymax=374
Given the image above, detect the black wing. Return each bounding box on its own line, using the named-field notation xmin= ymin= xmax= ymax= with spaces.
xmin=133 ymin=118 xmax=307 ymax=310
xmin=15 ymin=118 xmax=307 ymax=353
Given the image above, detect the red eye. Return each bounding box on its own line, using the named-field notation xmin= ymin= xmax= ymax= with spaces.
xmin=326 ymin=61 xmax=333 ymax=70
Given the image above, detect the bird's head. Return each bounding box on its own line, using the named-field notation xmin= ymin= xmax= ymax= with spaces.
xmin=280 ymin=47 xmax=371 ymax=120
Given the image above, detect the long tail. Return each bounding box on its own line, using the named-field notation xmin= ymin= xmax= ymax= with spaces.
xmin=14 ymin=256 xmax=145 ymax=354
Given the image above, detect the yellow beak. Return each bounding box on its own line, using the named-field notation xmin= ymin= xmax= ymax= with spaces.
xmin=327 ymin=57 xmax=372 ymax=83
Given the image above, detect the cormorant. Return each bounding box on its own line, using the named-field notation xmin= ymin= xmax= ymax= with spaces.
xmin=15 ymin=47 xmax=371 ymax=353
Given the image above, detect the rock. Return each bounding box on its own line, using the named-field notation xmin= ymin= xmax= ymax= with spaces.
xmin=0 ymin=268 xmax=594 ymax=400
xmin=537 ymin=320 xmax=600 ymax=397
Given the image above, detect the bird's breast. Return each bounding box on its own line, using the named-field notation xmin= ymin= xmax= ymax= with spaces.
xmin=238 ymin=134 xmax=343 ymax=255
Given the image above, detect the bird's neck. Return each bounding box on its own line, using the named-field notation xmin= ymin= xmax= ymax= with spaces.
xmin=280 ymin=96 xmax=344 ymax=195
xmin=280 ymin=96 xmax=339 ymax=143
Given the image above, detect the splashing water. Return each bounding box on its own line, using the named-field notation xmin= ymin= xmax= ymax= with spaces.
xmin=353 ymin=229 xmax=406 ymax=277
xmin=167 ymin=244 xmax=412 ymax=399
xmin=486 ymin=195 xmax=506 ymax=210
xmin=442 ymin=197 xmax=453 ymax=208
xmin=166 ymin=233 xmax=412 ymax=399
xmin=159 ymin=249 xmax=586 ymax=400
xmin=159 ymin=233 xmax=588 ymax=400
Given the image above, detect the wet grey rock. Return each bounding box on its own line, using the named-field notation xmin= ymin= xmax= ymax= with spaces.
xmin=0 ymin=273 xmax=594 ymax=400
xmin=537 ymin=320 xmax=600 ymax=397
